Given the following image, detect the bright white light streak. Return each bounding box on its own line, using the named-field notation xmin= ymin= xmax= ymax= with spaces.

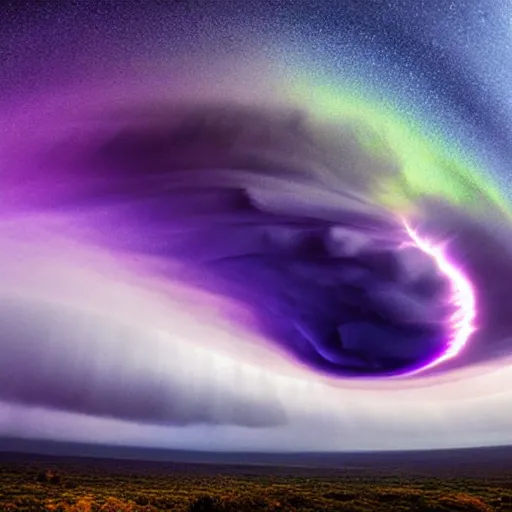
xmin=402 ymin=219 xmax=477 ymax=374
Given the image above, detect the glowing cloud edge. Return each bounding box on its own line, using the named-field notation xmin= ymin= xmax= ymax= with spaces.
xmin=401 ymin=219 xmax=477 ymax=376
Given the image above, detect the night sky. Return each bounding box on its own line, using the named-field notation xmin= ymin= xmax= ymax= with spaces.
xmin=1 ymin=0 xmax=512 ymax=452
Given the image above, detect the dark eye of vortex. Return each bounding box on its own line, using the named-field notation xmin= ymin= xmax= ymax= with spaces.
xmin=46 ymin=105 xmax=477 ymax=378
xmin=195 ymin=217 xmax=475 ymax=378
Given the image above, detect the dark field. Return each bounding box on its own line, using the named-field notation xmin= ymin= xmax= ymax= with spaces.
xmin=0 ymin=442 xmax=511 ymax=511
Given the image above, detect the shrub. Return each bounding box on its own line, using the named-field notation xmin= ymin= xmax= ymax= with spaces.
xmin=189 ymin=495 xmax=223 ymax=512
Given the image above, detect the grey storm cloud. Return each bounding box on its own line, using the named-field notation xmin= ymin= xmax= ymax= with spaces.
xmin=0 ymin=297 xmax=286 ymax=428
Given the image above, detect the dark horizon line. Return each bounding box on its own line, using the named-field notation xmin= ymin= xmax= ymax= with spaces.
xmin=1 ymin=436 xmax=512 ymax=468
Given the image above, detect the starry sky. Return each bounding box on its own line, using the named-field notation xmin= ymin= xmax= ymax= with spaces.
xmin=1 ymin=0 xmax=512 ymax=452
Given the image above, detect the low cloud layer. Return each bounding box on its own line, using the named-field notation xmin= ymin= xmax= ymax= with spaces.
xmin=0 ymin=296 xmax=286 ymax=428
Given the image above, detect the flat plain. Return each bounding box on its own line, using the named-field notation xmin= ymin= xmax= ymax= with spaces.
xmin=0 ymin=442 xmax=511 ymax=511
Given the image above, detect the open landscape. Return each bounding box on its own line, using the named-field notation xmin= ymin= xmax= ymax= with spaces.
xmin=0 ymin=441 xmax=511 ymax=511
xmin=2 ymin=1 xmax=512 ymax=511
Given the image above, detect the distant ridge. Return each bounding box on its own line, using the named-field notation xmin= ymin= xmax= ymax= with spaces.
xmin=0 ymin=437 xmax=511 ymax=476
